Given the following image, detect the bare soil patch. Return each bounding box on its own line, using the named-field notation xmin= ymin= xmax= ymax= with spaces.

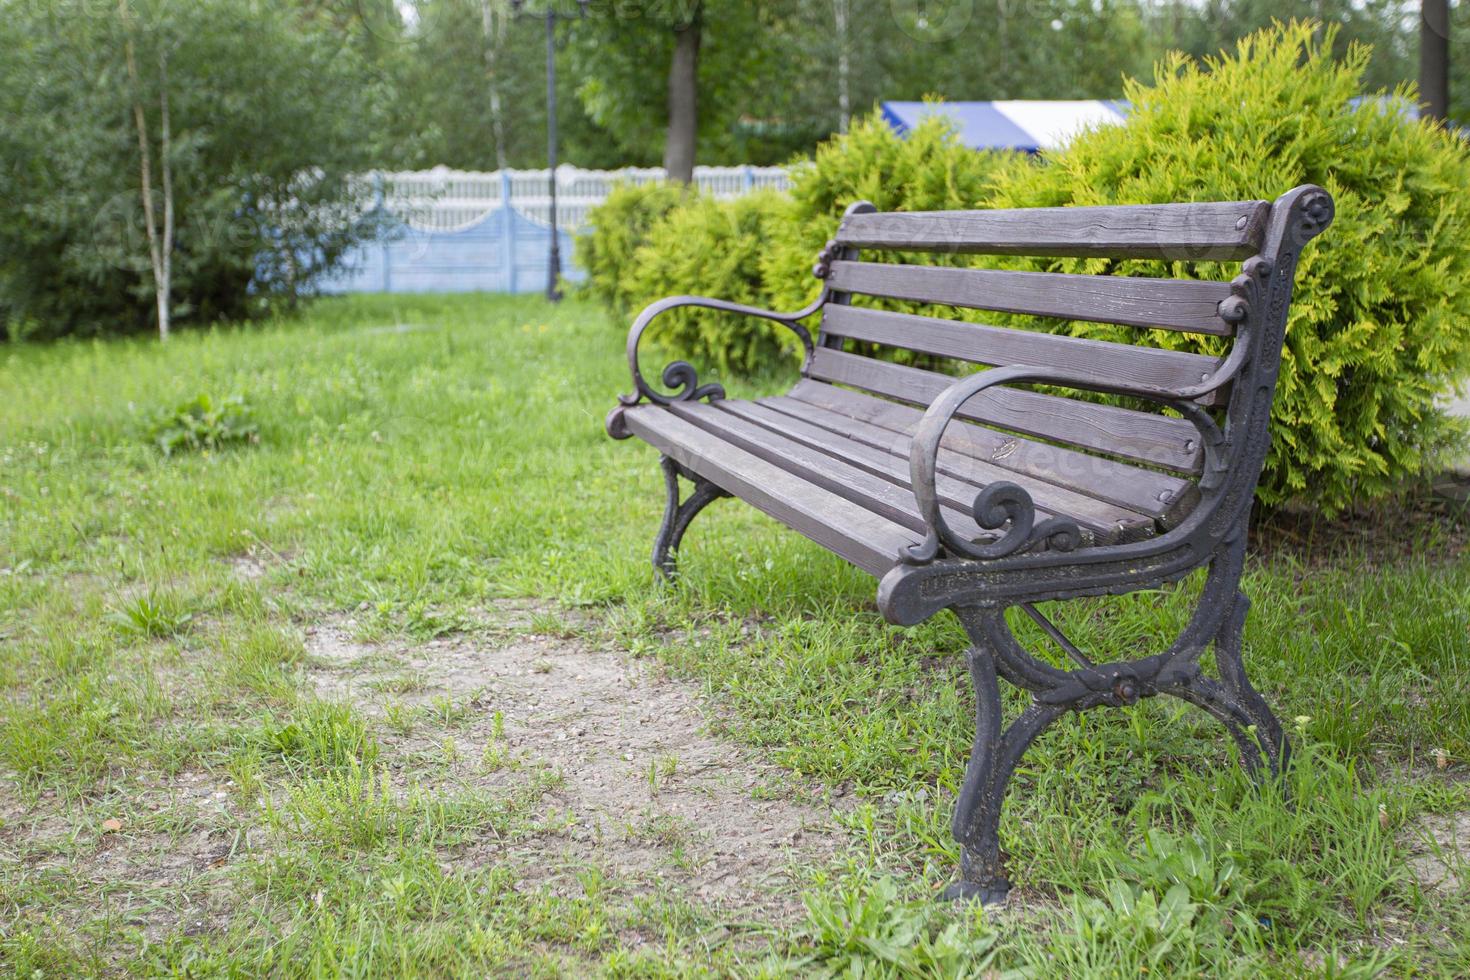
xmin=304 ymin=602 xmax=849 ymax=923
xmin=1404 ymin=810 xmax=1469 ymax=895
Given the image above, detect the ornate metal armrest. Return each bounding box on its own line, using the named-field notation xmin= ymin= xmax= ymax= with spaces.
xmin=605 ymin=291 xmax=827 ymax=439
xmin=902 ymin=361 xmax=1236 ymax=565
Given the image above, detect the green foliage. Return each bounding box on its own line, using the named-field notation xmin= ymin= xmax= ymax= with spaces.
xmin=0 ymin=0 xmax=380 ymax=339
xmin=258 ymin=701 xmax=381 ymax=771
xmin=790 ymin=875 xmax=1000 ymax=977
xmin=112 ymin=589 xmax=194 ymax=638
xmin=624 ymin=188 xmax=799 ymax=376
xmin=582 ymin=115 xmax=1023 ymax=374
xmin=985 ymin=21 xmax=1470 ymax=511
xmin=575 ymin=181 xmax=692 ymax=316
xmin=146 ymin=393 xmax=258 ymax=457
xmin=760 ymin=112 xmax=1029 ymax=312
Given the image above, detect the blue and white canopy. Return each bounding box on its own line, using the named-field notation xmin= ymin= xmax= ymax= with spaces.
xmin=881 ymin=100 xmax=1130 ymax=153
xmin=882 ymin=97 xmax=1427 ymax=153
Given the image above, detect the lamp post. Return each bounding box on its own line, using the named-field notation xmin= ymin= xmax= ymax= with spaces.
xmin=510 ymin=0 xmax=588 ymax=302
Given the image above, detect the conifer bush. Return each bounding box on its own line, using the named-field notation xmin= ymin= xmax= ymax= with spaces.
xmin=985 ymin=21 xmax=1470 ymax=512
xmin=575 ymin=181 xmax=692 ymax=316
xmin=620 ymin=189 xmax=797 ymax=376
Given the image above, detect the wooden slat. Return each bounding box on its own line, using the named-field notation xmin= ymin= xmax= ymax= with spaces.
xmin=668 ymin=402 xmax=997 ymax=544
xmin=825 ymin=261 xmax=1234 ymax=336
xmin=806 ymin=348 xmax=1202 ymax=473
xmin=821 ymin=305 xmax=1227 ymax=407
xmin=835 ymin=200 xmax=1270 ymax=260
xmin=777 ymin=382 xmax=1198 ymax=524
xmin=621 ymin=407 xmax=915 ymax=575
xmin=718 ymin=400 xmax=1156 ymax=543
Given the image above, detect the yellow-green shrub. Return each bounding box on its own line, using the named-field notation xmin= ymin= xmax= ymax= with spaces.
xmin=575 ymin=181 xmax=692 ymax=316
xmin=986 ymin=21 xmax=1470 ymax=512
xmin=760 ymin=113 xmax=1029 ymax=311
xmin=622 ymin=188 xmax=798 ymax=376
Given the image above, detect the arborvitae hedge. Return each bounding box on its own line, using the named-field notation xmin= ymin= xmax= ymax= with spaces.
xmin=983 ymin=21 xmax=1470 ymax=512
xmin=583 ymin=22 xmax=1470 ymax=512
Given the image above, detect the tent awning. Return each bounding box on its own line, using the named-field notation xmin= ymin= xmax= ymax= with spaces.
xmin=880 ymin=100 xmax=1129 ymax=152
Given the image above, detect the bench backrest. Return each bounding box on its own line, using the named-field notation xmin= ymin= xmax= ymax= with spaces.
xmin=805 ymin=189 xmax=1331 ymax=488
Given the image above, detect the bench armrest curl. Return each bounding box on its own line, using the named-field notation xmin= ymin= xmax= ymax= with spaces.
xmin=606 ymin=291 xmax=827 ymax=439
xmin=902 ymin=361 xmax=1236 ymax=565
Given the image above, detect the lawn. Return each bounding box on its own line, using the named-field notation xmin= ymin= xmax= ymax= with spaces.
xmin=1 ymin=293 xmax=1467 ymax=976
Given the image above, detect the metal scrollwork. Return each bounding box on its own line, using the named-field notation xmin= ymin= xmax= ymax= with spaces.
xmin=606 ymin=292 xmax=826 ymax=440
xmin=812 ymin=239 xmax=842 ymax=280
xmin=904 ymin=481 xmax=1082 ymax=565
xmin=898 ymin=363 xmax=1231 ymax=567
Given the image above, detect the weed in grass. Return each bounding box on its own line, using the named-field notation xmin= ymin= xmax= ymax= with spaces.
xmin=256 ymin=700 xmax=380 ymax=771
xmin=112 ymin=589 xmax=194 ymax=638
xmin=146 ymin=393 xmax=258 ymax=456
xmin=646 ymin=753 xmax=678 ymax=796
xmin=785 ymin=874 xmax=1001 ymax=977
xmin=381 ymin=699 xmax=416 ymax=736
xmin=425 ymin=691 xmax=479 ymax=728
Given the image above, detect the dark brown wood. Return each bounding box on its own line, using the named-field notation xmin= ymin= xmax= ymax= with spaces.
xmin=806 ymin=348 xmax=1203 ymax=473
xmin=821 ymin=305 xmax=1227 ymax=406
xmin=776 ymin=382 xmax=1197 ymax=523
xmin=835 ymin=200 xmax=1271 ymax=260
xmin=825 ymin=261 xmax=1234 ymax=336
xmin=670 ymin=401 xmax=1006 ymax=543
xmin=718 ymin=399 xmax=1155 ymax=541
xmin=723 ymin=393 xmax=1158 ymax=540
xmin=621 ymin=406 xmax=916 ymax=574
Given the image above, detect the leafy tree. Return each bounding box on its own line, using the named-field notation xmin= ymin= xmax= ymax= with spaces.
xmin=0 ymin=0 xmax=382 ymax=340
xmin=566 ymin=1 xmax=779 ymax=179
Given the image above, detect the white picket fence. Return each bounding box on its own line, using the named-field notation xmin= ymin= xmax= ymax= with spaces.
xmin=371 ymin=164 xmax=793 ymax=233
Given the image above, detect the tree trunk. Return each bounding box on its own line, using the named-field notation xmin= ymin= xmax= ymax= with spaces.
xmin=120 ymin=0 xmax=170 ymax=341
xmin=1420 ymin=0 xmax=1450 ymax=121
xmin=663 ymin=7 xmax=701 ymax=184
xmin=157 ymin=46 xmax=173 ymax=341
xmin=480 ymin=0 xmax=509 ymax=170
xmin=834 ymin=0 xmax=850 ymax=133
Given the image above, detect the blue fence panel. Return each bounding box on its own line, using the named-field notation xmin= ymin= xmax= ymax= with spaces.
xmin=319 ymin=206 xmax=582 ymax=295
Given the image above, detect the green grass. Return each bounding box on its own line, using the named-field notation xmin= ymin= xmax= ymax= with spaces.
xmin=1 ymin=293 xmax=1467 ymax=976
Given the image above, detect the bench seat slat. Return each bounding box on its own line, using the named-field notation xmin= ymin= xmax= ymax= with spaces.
xmin=777 ymin=382 xmax=1197 ymax=524
xmin=835 ymin=200 xmax=1270 ymax=260
xmin=723 ymin=396 xmax=1158 ymax=537
xmin=667 ymin=401 xmax=1000 ymax=543
xmin=821 ymin=305 xmax=1227 ymax=407
xmin=825 ymin=261 xmax=1233 ymax=336
xmin=717 ymin=400 xmax=1156 ymax=542
xmin=621 ymin=406 xmax=916 ymax=575
xmin=806 ymin=348 xmax=1202 ymax=473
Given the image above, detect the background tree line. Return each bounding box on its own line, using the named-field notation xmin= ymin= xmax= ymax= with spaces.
xmin=341 ymin=0 xmax=1462 ymax=173
xmin=1 ymin=0 xmax=1463 ymax=341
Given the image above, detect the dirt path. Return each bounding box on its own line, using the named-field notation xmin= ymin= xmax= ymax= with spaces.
xmin=305 ymin=602 xmax=848 ymax=922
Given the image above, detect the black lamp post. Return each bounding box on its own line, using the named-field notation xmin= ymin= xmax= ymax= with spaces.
xmin=510 ymin=0 xmax=589 ymax=302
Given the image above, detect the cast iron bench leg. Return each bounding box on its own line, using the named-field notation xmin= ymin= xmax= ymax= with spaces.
xmin=944 ymin=537 xmax=1290 ymax=905
xmin=652 ymin=455 xmax=728 ymax=580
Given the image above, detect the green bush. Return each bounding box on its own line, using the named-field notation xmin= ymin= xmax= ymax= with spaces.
xmin=760 ymin=113 xmax=1029 ymax=312
xmin=622 ymin=188 xmax=798 ymax=376
xmin=984 ymin=21 xmax=1470 ymax=512
xmin=0 ymin=1 xmax=380 ymax=339
xmin=575 ymin=181 xmax=692 ymax=316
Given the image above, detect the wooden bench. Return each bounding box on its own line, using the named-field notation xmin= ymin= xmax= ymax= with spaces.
xmin=605 ymin=185 xmax=1334 ymax=903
